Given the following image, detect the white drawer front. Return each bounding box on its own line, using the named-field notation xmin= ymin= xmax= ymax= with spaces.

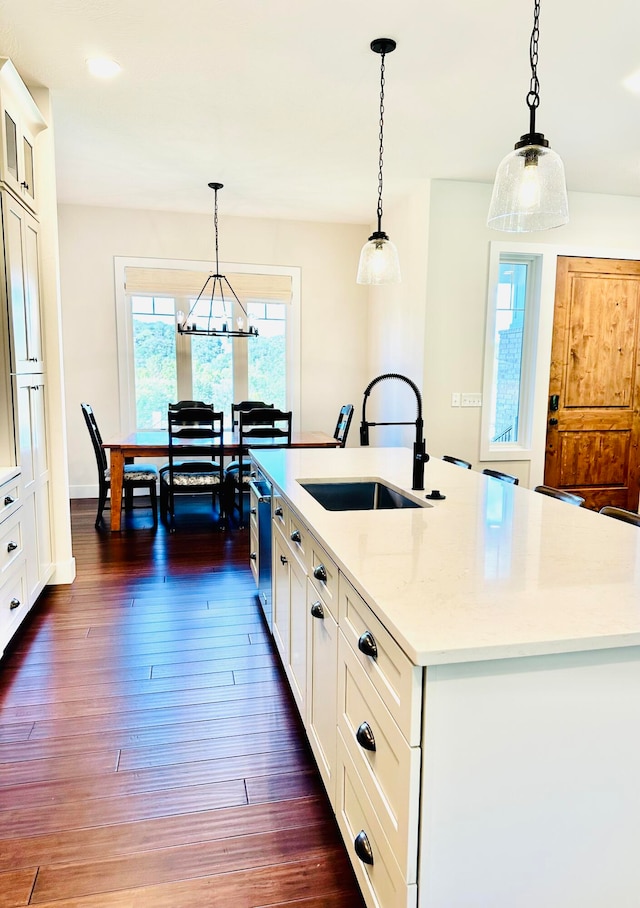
xmin=0 ymin=476 xmax=21 ymax=523
xmin=0 ymin=564 xmax=28 ymax=647
xmin=0 ymin=509 xmax=23 ymax=578
xmin=336 ymin=729 xmax=417 ymax=908
xmin=287 ymin=508 xmax=311 ymax=569
xmin=338 ymin=632 xmax=420 ymax=882
xmin=339 ymin=576 xmax=422 ymax=745
xmin=308 ymin=536 xmax=338 ymax=620
xmin=307 ymin=578 xmax=339 ymax=806
xmin=272 ymin=491 xmax=287 ymax=532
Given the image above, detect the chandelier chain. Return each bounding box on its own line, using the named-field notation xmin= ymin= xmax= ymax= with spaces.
xmin=377 ymin=51 xmax=386 ymax=225
xmin=526 ymin=0 xmax=541 ymax=112
xmin=213 ymin=187 xmax=220 ymax=272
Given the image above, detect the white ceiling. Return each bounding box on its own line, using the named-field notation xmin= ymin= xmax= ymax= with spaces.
xmin=2 ymin=0 xmax=640 ymax=224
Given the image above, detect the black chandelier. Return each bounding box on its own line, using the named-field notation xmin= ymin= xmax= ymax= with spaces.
xmin=176 ymin=182 xmax=258 ymax=338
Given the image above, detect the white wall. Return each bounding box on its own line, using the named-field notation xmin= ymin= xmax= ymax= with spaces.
xmin=365 ymin=180 xmax=431 ymax=448
xmin=57 ymin=205 xmax=369 ymax=496
xmin=423 ymin=180 xmax=640 ymax=487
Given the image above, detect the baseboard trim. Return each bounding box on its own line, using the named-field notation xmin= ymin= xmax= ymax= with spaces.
xmin=49 ymin=557 xmax=77 ymax=585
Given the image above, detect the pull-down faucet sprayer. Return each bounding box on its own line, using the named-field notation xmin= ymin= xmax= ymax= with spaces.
xmin=360 ymin=373 xmax=429 ymax=490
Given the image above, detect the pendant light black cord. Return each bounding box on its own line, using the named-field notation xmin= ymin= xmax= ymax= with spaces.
xmin=376 ymin=50 xmax=386 ymax=235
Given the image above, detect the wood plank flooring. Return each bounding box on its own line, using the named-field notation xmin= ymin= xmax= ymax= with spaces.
xmin=0 ymin=500 xmax=365 ymax=907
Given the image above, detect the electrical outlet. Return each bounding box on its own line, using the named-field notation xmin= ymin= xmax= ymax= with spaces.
xmin=451 ymin=392 xmax=461 ymax=407
xmin=461 ymin=393 xmax=482 ymax=408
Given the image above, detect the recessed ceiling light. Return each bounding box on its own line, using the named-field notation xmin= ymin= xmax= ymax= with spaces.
xmin=622 ymin=69 xmax=640 ymax=94
xmin=86 ymin=57 xmax=121 ymax=79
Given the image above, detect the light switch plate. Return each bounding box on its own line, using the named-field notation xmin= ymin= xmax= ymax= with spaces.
xmin=451 ymin=392 xmax=461 ymax=407
xmin=461 ymin=393 xmax=482 ymax=408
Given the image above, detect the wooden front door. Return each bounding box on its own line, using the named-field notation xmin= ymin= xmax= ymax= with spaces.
xmin=544 ymin=256 xmax=640 ymax=511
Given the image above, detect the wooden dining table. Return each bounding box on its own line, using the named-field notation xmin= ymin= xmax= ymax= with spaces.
xmin=102 ymin=429 xmax=341 ymax=531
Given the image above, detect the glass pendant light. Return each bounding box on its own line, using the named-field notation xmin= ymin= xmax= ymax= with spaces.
xmin=487 ymin=0 xmax=568 ymax=232
xmin=357 ymin=38 xmax=401 ymax=284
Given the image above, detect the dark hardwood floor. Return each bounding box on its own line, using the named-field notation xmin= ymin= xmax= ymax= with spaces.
xmin=0 ymin=499 xmax=365 ymax=907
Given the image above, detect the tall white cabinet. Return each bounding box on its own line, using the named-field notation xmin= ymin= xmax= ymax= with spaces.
xmin=0 ymin=58 xmax=52 ymax=654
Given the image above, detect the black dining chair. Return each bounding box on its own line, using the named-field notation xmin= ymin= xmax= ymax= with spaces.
xmin=231 ymin=400 xmax=274 ymax=429
xmin=81 ymin=402 xmax=158 ymax=529
xmin=226 ymin=401 xmax=275 ymax=480
xmin=333 ymin=404 xmax=354 ymax=448
xmin=226 ymin=408 xmax=292 ymax=525
xmin=599 ymin=506 xmax=640 ymax=527
xmin=534 ymin=485 xmax=585 ymax=506
xmin=442 ymin=455 xmax=472 ymax=469
xmin=482 ymin=468 xmax=519 ymax=485
xmin=160 ymin=404 xmax=225 ymax=531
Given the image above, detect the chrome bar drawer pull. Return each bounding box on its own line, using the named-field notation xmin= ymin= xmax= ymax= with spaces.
xmin=358 ymin=630 xmax=378 ymax=659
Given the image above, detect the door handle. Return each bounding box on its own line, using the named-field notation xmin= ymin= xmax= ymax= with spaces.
xmin=549 ymin=418 xmax=558 ymax=427
xmin=549 ymin=394 xmax=559 ymax=412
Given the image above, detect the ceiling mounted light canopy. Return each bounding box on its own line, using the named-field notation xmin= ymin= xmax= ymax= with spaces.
xmin=176 ymin=183 xmax=258 ymax=338
xmin=86 ymin=57 xmax=121 ymax=78
xmin=487 ymin=0 xmax=568 ymax=233
xmin=357 ymin=37 xmax=401 ymax=285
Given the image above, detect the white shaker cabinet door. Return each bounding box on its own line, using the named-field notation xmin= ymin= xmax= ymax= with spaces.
xmin=2 ymin=192 xmax=43 ymax=373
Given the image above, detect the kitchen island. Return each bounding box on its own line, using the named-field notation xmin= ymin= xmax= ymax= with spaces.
xmin=252 ymin=446 xmax=640 ymax=908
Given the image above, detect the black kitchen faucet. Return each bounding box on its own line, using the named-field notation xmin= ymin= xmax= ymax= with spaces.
xmin=359 ymin=372 xmax=429 ymax=490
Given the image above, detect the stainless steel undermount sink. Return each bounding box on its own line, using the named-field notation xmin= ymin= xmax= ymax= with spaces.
xmin=298 ymin=479 xmax=429 ymax=511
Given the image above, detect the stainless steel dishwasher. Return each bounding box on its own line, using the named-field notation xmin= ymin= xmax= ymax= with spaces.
xmin=248 ymin=473 xmax=273 ymax=631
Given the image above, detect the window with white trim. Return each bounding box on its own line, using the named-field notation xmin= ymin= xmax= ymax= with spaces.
xmin=481 ymin=248 xmax=542 ymax=460
xmin=115 ymin=258 xmax=300 ymax=432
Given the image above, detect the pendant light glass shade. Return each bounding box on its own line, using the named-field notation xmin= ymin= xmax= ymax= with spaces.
xmin=357 ymin=233 xmax=401 ymax=285
xmin=487 ymin=0 xmax=568 ymax=233
xmin=487 ymin=141 xmax=568 ymax=232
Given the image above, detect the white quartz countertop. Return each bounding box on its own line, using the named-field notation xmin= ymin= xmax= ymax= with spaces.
xmin=253 ymin=447 xmax=640 ymax=666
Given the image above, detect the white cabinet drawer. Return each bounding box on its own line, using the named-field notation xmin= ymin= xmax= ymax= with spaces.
xmin=0 ymin=474 xmax=21 ymax=522
xmin=272 ymin=490 xmax=287 ymax=532
xmin=336 ymin=729 xmax=417 ymax=908
xmin=308 ymin=536 xmax=338 ymax=620
xmin=0 ymin=563 xmax=28 ymax=650
xmin=0 ymin=508 xmax=23 ymax=578
xmin=287 ymin=508 xmax=311 ymax=568
xmin=339 ymin=576 xmax=422 ymax=745
xmin=338 ymin=632 xmax=420 ymax=882
xmin=307 ymin=577 xmax=338 ymax=806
